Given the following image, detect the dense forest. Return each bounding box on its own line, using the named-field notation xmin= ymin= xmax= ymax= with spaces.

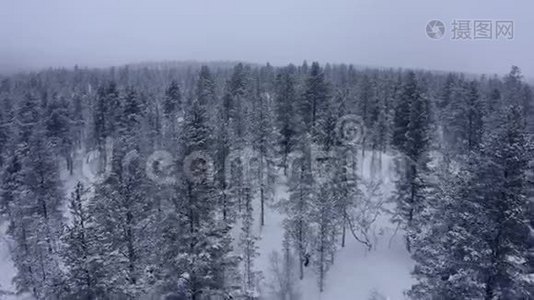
xmin=0 ymin=61 xmax=533 ymax=299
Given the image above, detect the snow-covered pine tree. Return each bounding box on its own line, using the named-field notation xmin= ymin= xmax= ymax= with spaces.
xmin=46 ymin=96 xmax=75 ymax=174
xmin=274 ymin=66 xmax=300 ymax=174
xmin=227 ymin=63 xmax=251 ymax=147
xmin=391 ymin=72 xmax=414 ymax=154
xmin=441 ymin=78 xmax=484 ymax=157
xmin=409 ymin=157 xmax=486 ymax=299
xmin=214 ymin=95 xmax=233 ymax=221
xmin=250 ymin=84 xmax=276 ymax=227
xmin=62 ymin=182 xmax=105 ymax=299
xmin=2 ymin=94 xmax=66 ymax=299
xmin=332 ymin=145 xmax=361 ymax=248
xmin=0 ymin=147 xmax=35 ymax=295
xmin=196 ymin=66 xmax=217 ymax=108
xmin=0 ymin=96 xmax=15 ymax=217
xmin=238 ymin=181 xmax=261 ymax=299
xmin=371 ymin=77 xmax=393 ymax=156
xmin=163 ymin=80 xmax=182 ymax=117
xmin=0 ymin=97 xmax=13 ymax=169
xmin=161 ymin=80 xmax=182 ymax=138
xmin=218 ymin=64 xmax=252 ymax=219
xmin=22 ymin=121 xmax=66 ymax=298
xmin=171 ymin=96 xmax=238 ymax=299
xmin=89 ymin=87 xmax=154 ymax=298
xmin=282 ymin=133 xmax=314 ymax=280
xmin=92 ymin=81 xmax=120 ymax=149
xmin=311 ymin=175 xmax=337 ymax=292
xmin=391 ymin=71 xmax=432 ymax=252
xmin=475 ymin=103 xmax=532 ymax=299
xmin=357 ymin=74 xmax=378 ymax=155
xmin=300 ymin=62 xmax=329 ymax=144
xmin=410 ymin=70 xmax=533 ymax=299
xmin=70 ymin=94 xmax=86 ymax=150
xmin=437 ymin=73 xmax=457 ymax=111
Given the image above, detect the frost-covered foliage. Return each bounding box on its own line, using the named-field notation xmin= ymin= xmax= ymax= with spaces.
xmin=0 ymin=62 xmax=532 ymax=299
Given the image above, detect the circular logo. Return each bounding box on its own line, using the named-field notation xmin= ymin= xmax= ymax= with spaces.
xmin=122 ymin=150 xmax=140 ymax=178
xmin=81 ymin=137 xmax=114 ymax=185
xmin=183 ymin=151 xmax=214 ymax=183
xmin=146 ymin=150 xmax=177 ymax=185
xmin=16 ymin=104 xmax=40 ymax=127
xmin=426 ymin=20 xmax=445 ymax=39
xmin=224 ymin=147 xmax=259 ymax=186
xmin=336 ymin=114 xmax=364 ymax=146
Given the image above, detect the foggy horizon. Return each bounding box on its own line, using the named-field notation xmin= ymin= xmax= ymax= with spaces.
xmin=2 ymin=0 xmax=534 ymax=80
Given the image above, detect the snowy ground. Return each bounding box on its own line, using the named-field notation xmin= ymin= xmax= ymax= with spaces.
xmin=0 ymin=151 xmax=414 ymax=300
xmin=0 ymin=223 xmax=17 ymax=299
xmin=253 ymin=152 xmax=413 ymax=300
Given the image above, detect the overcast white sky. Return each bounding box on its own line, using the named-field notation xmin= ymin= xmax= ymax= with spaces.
xmin=1 ymin=0 xmax=533 ymax=78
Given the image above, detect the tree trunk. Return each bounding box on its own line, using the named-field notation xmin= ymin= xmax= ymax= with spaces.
xmin=260 ymin=187 xmax=265 ymax=227
xmin=341 ymin=215 xmax=346 ymax=248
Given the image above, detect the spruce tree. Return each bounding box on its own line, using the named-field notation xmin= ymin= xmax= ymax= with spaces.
xmin=274 ymin=66 xmax=300 ymax=174
xmin=282 ymin=133 xmax=314 ymax=280
xmin=391 ymin=71 xmax=431 ymax=252
xmin=163 ymin=80 xmax=182 ymax=117
xmin=62 ymin=182 xmax=105 ymax=299
xmin=89 ymin=87 xmax=154 ymax=298
xmin=251 ymin=88 xmax=276 ymax=226
xmin=410 ymin=102 xmax=533 ymax=299
xmin=238 ymin=182 xmax=261 ymax=299
xmin=300 ymin=62 xmax=329 ymax=143
xmin=171 ymin=97 xmax=238 ymax=299
xmin=312 ymin=177 xmax=337 ymax=292
xmin=3 ymin=94 xmax=66 ymax=299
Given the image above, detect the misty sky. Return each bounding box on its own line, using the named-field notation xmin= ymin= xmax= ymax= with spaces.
xmin=1 ymin=0 xmax=533 ymax=78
